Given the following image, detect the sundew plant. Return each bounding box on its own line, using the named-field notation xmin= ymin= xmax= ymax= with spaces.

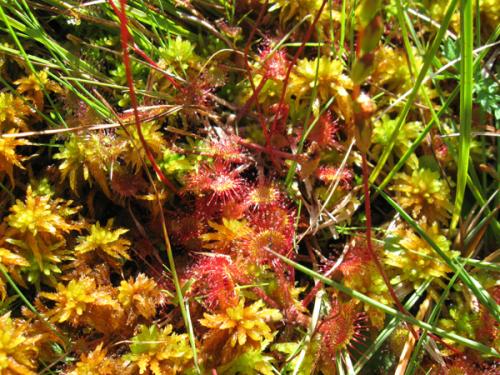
xmin=0 ymin=0 xmax=498 ymax=374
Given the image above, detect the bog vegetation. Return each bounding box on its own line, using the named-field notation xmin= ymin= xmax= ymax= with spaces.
xmin=0 ymin=0 xmax=498 ymax=374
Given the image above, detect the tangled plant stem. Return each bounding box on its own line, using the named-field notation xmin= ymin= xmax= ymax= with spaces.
xmin=0 ymin=0 xmax=498 ymax=373
xmin=108 ymin=0 xmax=177 ymax=194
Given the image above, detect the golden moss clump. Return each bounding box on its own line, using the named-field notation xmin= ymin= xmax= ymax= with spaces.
xmin=0 ymin=313 xmax=41 ymax=375
xmin=288 ymin=56 xmax=353 ymax=121
xmin=0 ymin=92 xmax=32 ymax=130
xmin=75 ymin=219 xmax=131 ymax=262
xmin=390 ymin=168 xmax=453 ymax=224
xmin=53 ymin=133 xmax=123 ymax=198
xmin=3 ymin=186 xmax=81 ymax=286
xmin=38 ymin=276 xmax=123 ymax=334
xmin=117 ymin=274 xmax=161 ymax=321
xmin=14 ymin=70 xmax=62 ymax=109
xmin=116 ymin=122 xmax=166 ymax=172
xmin=267 ymin=0 xmax=340 ymax=28
xmin=385 ymin=222 xmax=458 ymax=288
xmin=7 ymin=186 xmax=79 ymax=238
xmin=65 ymin=343 xmax=129 ymax=375
xmin=371 ymin=46 xmax=437 ymax=103
xmin=0 ymin=134 xmax=28 ymax=186
xmin=343 ymin=263 xmax=391 ymax=329
xmin=123 ymin=324 xmax=193 ymax=375
xmin=200 ymin=298 xmax=282 ymax=363
xmin=0 ymin=246 xmax=29 ymax=300
xmin=158 ymin=36 xmax=200 ymax=74
xmin=339 ymin=242 xmax=392 ymax=329
xmin=371 ymin=115 xmax=422 ymax=169
xmin=479 ymin=0 xmax=500 ymax=32
xmin=371 ymin=46 xmax=413 ymax=95
xmin=424 ymin=0 xmax=499 ymax=35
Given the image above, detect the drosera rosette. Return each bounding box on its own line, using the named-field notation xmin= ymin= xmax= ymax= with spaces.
xmin=315 ymin=165 xmax=354 ymax=189
xmin=241 ymin=203 xmax=296 ymax=265
xmin=305 ymin=110 xmax=341 ymax=151
xmin=197 ymin=134 xmax=250 ymax=165
xmin=244 ymin=179 xmax=285 ymax=211
xmin=316 ymin=299 xmax=368 ymax=368
xmin=168 ymin=208 xmax=209 ymax=252
xmin=338 ymin=237 xmax=393 ymax=329
xmin=236 ymin=39 xmax=289 ymax=114
xmin=183 ymin=254 xmax=241 ymax=313
xmin=182 ymin=159 xmax=248 ymax=204
xmin=384 ymin=221 xmax=459 ymax=290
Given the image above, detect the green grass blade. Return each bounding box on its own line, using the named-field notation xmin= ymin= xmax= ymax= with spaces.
xmin=354 ymin=280 xmax=432 ymax=373
xmin=266 ymin=250 xmax=499 ymax=357
xmin=451 ymin=0 xmax=474 ymax=230
xmin=405 ymin=272 xmax=460 ymax=375
xmin=376 ymin=187 xmax=500 ymax=323
xmin=369 ymin=0 xmax=458 ymax=184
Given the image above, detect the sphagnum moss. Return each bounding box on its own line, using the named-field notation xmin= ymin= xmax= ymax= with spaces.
xmin=0 ymin=0 xmax=497 ymax=373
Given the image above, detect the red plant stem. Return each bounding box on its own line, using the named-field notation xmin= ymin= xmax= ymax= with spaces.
xmin=302 ymin=280 xmax=322 ymax=307
xmin=131 ymin=43 xmax=182 ymax=90
xmin=236 ymin=73 xmax=269 ymax=123
xmin=109 ymin=0 xmax=177 ymax=194
xmin=361 ymin=153 xmax=418 ymax=340
xmin=239 ymin=0 xmax=270 ymax=144
xmin=269 ymin=0 xmax=328 ymax=142
xmin=237 ymin=138 xmax=305 ymax=162
xmin=352 ymin=7 xmax=417 ymax=339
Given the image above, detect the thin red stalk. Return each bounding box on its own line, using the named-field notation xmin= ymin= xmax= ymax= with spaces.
xmin=131 ymin=43 xmax=182 ymax=89
xmin=351 ymin=9 xmax=417 ymax=339
xmin=269 ymin=0 xmax=328 ymax=141
xmin=237 ymin=138 xmax=305 ymax=162
xmin=109 ymin=0 xmax=177 ymax=193
xmin=236 ymin=73 xmax=269 ymax=123
xmin=361 ymin=153 xmax=418 ymax=340
xmin=239 ymin=0 xmax=270 ymax=144
xmin=302 ymin=281 xmax=323 ymax=307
